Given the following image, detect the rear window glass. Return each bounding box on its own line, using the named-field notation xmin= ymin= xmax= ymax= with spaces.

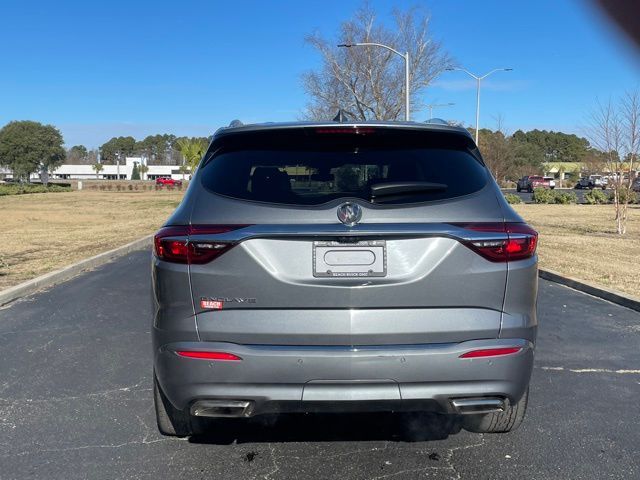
xmin=200 ymin=129 xmax=488 ymax=206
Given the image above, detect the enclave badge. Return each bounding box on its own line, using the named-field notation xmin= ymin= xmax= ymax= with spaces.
xmin=337 ymin=202 xmax=362 ymax=227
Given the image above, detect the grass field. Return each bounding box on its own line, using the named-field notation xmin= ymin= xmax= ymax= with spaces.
xmin=513 ymin=204 xmax=640 ymax=297
xmin=1 ymin=191 xmax=638 ymax=298
xmin=0 ymin=190 xmax=183 ymax=290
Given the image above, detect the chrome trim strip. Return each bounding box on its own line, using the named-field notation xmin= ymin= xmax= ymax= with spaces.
xmin=189 ymin=223 xmax=510 ymax=243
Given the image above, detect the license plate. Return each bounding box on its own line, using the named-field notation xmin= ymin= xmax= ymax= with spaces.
xmin=313 ymin=240 xmax=387 ymax=278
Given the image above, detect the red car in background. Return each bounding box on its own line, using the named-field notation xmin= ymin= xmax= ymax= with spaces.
xmin=516 ymin=175 xmax=552 ymax=193
xmin=155 ymin=177 xmax=183 ymax=187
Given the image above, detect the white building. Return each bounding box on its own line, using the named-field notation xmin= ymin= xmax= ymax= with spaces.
xmin=1 ymin=157 xmax=188 ymax=181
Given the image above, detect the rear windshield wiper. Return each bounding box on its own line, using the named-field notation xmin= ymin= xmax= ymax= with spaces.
xmin=370 ymin=181 xmax=448 ymax=199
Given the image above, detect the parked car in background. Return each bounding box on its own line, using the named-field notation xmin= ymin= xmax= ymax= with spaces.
xmin=152 ymin=120 xmax=538 ymax=437
xmin=575 ymin=175 xmax=606 ymax=190
xmin=543 ymin=176 xmax=556 ymax=189
xmin=632 ymin=177 xmax=640 ymax=193
xmin=156 ymin=177 xmax=183 ymax=187
xmin=516 ymin=175 xmax=551 ymax=192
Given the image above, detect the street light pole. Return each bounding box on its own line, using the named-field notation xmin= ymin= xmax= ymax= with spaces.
xmin=426 ymin=102 xmax=455 ymax=120
xmin=445 ymin=67 xmax=512 ymax=144
xmin=338 ymin=42 xmax=410 ymax=121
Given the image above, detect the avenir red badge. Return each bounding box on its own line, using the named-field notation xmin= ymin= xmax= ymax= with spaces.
xmin=200 ymin=299 xmax=224 ymax=310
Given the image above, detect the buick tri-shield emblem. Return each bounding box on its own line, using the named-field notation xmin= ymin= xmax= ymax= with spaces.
xmin=337 ymin=202 xmax=362 ymax=226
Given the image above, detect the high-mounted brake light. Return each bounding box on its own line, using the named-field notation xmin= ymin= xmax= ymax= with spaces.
xmin=315 ymin=127 xmax=376 ymax=135
xmin=153 ymin=225 xmax=250 ymax=265
xmin=453 ymin=222 xmax=538 ymax=262
xmin=459 ymin=347 xmax=522 ymax=358
xmin=176 ymin=351 xmax=242 ymax=361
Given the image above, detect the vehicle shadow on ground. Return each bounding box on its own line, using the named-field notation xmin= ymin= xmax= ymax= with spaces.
xmin=189 ymin=412 xmax=463 ymax=445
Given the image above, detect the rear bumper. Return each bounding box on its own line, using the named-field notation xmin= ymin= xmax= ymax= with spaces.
xmin=155 ymin=339 xmax=534 ymax=415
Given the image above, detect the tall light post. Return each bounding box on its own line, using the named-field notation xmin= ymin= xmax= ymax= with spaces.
xmin=446 ymin=67 xmax=512 ymax=144
xmin=338 ymin=43 xmax=410 ymax=121
xmin=426 ymin=102 xmax=455 ymax=120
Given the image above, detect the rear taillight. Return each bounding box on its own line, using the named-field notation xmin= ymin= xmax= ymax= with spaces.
xmin=454 ymin=222 xmax=538 ymax=262
xmin=153 ymin=225 xmax=250 ymax=264
xmin=459 ymin=347 xmax=522 ymax=358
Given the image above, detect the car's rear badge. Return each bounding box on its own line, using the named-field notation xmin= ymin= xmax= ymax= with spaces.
xmin=199 ymin=297 xmax=257 ymax=310
xmin=200 ymin=299 xmax=224 ymax=310
xmin=337 ymin=202 xmax=362 ymax=227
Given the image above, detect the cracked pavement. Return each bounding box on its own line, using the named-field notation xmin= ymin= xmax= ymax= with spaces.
xmin=1 ymin=250 xmax=639 ymax=479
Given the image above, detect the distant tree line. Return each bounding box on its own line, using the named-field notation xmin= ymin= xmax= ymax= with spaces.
xmin=65 ymin=134 xmax=210 ymax=166
xmin=474 ymin=126 xmax=606 ymax=183
xmin=0 ymin=120 xmax=211 ymax=181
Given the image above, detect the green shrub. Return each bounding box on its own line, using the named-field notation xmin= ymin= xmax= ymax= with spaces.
xmin=609 ymin=189 xmax=639 ymax=204
xmin=554 ymin=191 xmax=577 ymax=204
xmin=131 ymin=163 xmax=140 ymax=180
xmin=504 ymin=193 xmax=522 ymax=204
xmin=532 ymin=188 xmax=555 ymax=204
xmin=531 ymin=188 xmax=577 ymax=204
xmin=0 ymin=183 xmax=71 ymax=196
xmin=584 ymin=189 xmax=609 ymax=204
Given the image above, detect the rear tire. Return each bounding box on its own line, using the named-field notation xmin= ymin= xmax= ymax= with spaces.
xmin=462 ymin=388 xmax=529 ymax=434
xmin=154 ymin=372 xmax=200 ymax=437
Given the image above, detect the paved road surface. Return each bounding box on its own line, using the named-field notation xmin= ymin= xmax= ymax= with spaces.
xmin=1 ymin=250 xmax=639 ymax=479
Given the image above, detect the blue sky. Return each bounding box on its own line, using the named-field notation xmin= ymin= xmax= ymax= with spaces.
xmin=1 ymin=0 xmax=639 ymax=147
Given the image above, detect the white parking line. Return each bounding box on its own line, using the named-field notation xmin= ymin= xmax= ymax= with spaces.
xmin=540 ymin=366 xmax=640 ymax=374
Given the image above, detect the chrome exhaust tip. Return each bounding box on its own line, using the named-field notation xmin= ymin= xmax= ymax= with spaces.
xmin=451 ymin=397 xmax=506 ymax=415
xmin=190 ymin=400 xmax=254 ymax=418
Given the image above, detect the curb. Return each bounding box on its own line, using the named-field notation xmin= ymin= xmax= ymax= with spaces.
xmin=0 ymin=235 xmax=153 ymax=307
xmin=539 ymin=268 xmax=640 ymax=312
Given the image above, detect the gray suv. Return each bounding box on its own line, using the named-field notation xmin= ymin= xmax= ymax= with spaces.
xmin=152 ymin=121 xmax=538 ymax=437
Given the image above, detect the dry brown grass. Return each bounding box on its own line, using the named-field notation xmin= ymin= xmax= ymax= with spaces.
xmin=0 ymin=190 xmax=183 ymax=290
xmin=513 ymin=204 xmax=640 ymax=297
xmin=1 ymin=191 xmax=639 ymax=298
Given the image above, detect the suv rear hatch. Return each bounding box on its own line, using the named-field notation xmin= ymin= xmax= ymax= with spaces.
xmin=165 ymin=126 xmax=521 ymax=346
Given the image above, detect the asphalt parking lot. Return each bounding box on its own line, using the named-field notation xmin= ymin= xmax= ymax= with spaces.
xmin=1 ymin=250 xmax=639 ymax=479
xmin=502 ymin=188 xmax=590 ymax=204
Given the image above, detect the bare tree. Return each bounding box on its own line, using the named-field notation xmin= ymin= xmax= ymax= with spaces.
xmin=476 ymin=116 xmax=515 ymax=185
xmin=586 ymin=91 xmax=640 ymax=235
xmin=302 ymin=3 xmax=453 ymax=121
xmin=582 ymin=149 xmax=609 ymax=177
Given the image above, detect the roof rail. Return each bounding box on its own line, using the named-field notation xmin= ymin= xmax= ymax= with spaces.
xmin=424 ymin=118 xmax=449 ymax=125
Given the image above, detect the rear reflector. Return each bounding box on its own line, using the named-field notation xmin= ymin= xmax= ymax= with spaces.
xmin=153 ymin=225 xmax=251 ymax=264
xmin=453 ymin=222 xmax=538 ymax=262
xmin=459 ymin=347 xmax=522 ymax=358
xmin=176 ymin=351 xmax=242 ymax=361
